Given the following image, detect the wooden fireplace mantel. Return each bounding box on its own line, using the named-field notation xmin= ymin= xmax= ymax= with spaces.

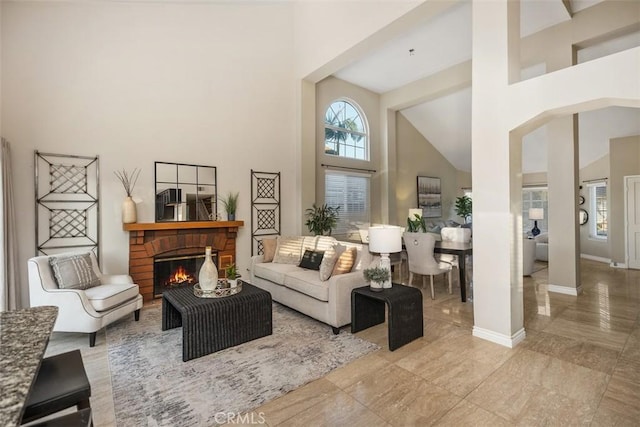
xmin=123 ymin=220 xmax=244 ymax=232
xmin=123 ymin=220 xmax=244 ymax=301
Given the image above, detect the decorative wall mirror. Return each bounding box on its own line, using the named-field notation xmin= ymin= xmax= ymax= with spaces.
xmin=579 ymin=209 xmax=588 ymax=225
xmin=155 ymin=162 xmax=217 ymax=222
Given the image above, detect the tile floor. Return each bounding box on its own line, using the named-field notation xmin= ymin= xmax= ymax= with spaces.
xmin=42 ymin=259 xmax=639 ymax=426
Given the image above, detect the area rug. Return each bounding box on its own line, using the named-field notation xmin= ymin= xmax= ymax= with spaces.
xmin=106 ymin=303 xmax=379 ymax=426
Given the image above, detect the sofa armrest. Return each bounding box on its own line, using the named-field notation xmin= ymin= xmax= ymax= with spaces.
xmin=100 ymin=274 xmax=133 ymax=285
xmin=249 ymin=255 xmax=265 ymax=282
xmin=327 ymin=270 xmax=366 ymax=327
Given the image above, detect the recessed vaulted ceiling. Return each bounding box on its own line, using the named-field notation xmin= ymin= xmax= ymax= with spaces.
xmin=332 ymin=0 xmax=640 ymax=174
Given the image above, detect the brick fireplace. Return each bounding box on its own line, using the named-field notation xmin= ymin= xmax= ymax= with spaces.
xmin=123 ymin=221 xmax=243 ymax=301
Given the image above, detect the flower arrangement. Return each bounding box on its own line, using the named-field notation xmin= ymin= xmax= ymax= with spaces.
xmin=114 ymin=168 xmax=141 ymax=197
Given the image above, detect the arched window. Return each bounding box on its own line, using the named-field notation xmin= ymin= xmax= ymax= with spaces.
xmin=324 ymin=99 xmax=368 ymax=160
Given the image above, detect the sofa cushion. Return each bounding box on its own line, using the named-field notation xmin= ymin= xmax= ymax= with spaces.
xmin=262 ymin=238 xmax=277 ymax=262
xmin=283 ymin=270 xmax=329 ymax=302
xmin=299 ymin=250 xmax=324 ymax=270
xmin=49 ymin=253 xmax=101 ymax=290
xmin=273 ymin=236 xmax=305 ymax=264
xmin=332 ymin=247 xmax=357 ymax=276
xmin=319 ymin=243 xmax=345 ymax=281
xmin=84 ymin=282 xmax=139 ymax=311
xmin=254 ymin=262 xmax=301 ymax=285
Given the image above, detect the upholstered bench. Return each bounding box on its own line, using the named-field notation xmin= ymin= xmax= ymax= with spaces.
xmin=21 ymin=350 xmax=91 ymax=425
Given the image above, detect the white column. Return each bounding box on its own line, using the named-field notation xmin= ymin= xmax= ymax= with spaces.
xmin=471 ymin=0 xmax=525 ymax=347
xmin=547 ymin=115 xmax=581 ymax=294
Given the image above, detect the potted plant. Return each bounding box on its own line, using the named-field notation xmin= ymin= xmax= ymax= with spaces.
xmin=406 ymin=213 xmax=427 ymax=232
xmin=220 ymin=192 xmax=239 ymax=221
xmin=454 ymin=195 xmax=472 ymax=224
xmin=363 ymin=266 xmax=390 ymax=292
xmin=224 ymin=263 xmax=241 ymax=288
xmin=305 ymin=203 xmax=340 ymax=236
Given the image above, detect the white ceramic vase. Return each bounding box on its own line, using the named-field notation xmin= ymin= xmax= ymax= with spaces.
xmin=199 ymin=246 xmax=218 ymax=291
xmin=122 ymin=196 xmax=137 ymax=224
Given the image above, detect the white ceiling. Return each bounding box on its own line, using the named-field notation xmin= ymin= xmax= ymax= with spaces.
xmin=332 ymin=0 xmax=640 ymax=174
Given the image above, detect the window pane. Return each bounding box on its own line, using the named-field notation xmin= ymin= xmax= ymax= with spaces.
xmin=325 ymin=172 xmax=370 ymax=235
xmin=522 ymin=188 xmax=548 ymax=235
xmin=324 ymin=100 xmax=368 ymax=160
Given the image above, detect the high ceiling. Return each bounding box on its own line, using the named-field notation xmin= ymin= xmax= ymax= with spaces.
xmin=332 ymin=0 xmax=640 ymax=174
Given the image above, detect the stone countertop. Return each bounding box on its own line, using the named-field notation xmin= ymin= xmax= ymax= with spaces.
xmin=0 ymin=306 xmax=58 ymax=426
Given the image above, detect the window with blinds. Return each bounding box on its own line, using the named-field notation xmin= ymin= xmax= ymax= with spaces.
xmin=588 ymin=182 xmax=608 ymax=239
xmin=522 ymin=187 xmax=548 ymax=235
xmin=325 ymin=171 xmax=370 ymax=235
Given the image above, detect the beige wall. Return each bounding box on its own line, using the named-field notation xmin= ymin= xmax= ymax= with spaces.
xmin=396 ymin=112 xmax=463 ymax=225
xmin=579 ymin=154 xmax=611 ymax=260
xmin=314 ymin=76 xmax=381 ymax=235
xmin=610 ymin=135 xmax=640 ymax=265
xmin=1 ymin=1 xmax=297 ymax=306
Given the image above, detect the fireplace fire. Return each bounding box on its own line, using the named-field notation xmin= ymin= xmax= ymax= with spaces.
xmin=154 ymin=252 xmax=217 ymax=297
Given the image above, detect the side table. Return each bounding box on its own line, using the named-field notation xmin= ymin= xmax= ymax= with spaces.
xmin=351 ymin=284 xmax=423 ymax=351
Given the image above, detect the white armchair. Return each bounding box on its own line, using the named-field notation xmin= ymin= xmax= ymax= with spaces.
xmin=28 ymin=252 xmax=143 ymax=347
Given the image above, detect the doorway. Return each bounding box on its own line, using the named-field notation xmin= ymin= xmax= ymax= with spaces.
xmin=625 ymin=175 xmax=640 ymax=270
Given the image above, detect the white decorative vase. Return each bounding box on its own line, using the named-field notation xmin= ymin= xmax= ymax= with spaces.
xmin=122 ymin=196 xmax=137 ymax=224
xmin=228 ymin=278 xmax=238 ymax=288
xmin=199 ymin=246 xmax=218 ymax=291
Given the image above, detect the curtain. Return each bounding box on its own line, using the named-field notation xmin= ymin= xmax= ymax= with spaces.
xmin=1 ymin=138 xmax=20 ymax=311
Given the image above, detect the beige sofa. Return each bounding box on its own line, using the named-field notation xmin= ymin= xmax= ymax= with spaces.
xmin=249 ymin=235 xmax=373 ymax=334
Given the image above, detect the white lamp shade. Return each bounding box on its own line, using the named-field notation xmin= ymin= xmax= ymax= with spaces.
xmin=529 ymin=208 xmax=544 ymax=220
xmin=368 ymin=225 xmax=403 ymax=253
xmin=408 ymin=208 xmax=422 ymax=219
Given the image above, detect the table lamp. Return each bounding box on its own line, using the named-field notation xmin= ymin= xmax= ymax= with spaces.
xmin=529 ymin=208 xmax=544 ymax=237
xmin=368 ymin=225 xmax=404 ymax=289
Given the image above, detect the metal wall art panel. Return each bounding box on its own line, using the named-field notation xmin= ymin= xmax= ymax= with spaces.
xmin=35 ymin=151 xmax=100 ymax=258
xmin=251 ymin=170 xmax=281 ymax=256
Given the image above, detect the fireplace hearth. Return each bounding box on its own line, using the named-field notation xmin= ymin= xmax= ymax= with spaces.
xmin=154 ymin=253 xmax=217 ymax=297
xmin=123 ymin=221 xmax=242 ymax=301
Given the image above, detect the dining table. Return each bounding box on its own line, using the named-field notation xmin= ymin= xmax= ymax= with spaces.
xmin=0 ymin=306 xmax=58 ymax=426
xmin=434 ymin=240 xmax=473 ymax=302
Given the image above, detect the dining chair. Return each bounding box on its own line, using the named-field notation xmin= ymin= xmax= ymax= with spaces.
xmin=403 ymin=232 xmax=452 ymax=299
xmin=439 ymin=227 xmax=472 ymax=273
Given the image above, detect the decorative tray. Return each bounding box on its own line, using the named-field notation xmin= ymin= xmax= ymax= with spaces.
xmin=194 ymin=280 xmax=242 ymax=298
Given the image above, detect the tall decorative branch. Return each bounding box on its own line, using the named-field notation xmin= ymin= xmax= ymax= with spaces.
xmin=114 ymin=168 xmax=141 ymax=197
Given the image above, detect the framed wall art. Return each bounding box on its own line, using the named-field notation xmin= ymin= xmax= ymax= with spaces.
xmin=417 ymin=176 xmax=441 ymax=218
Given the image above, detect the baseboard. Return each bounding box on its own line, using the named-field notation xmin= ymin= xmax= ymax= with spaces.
xmin=580 ymin=254 xmax=610 ymax=264
xmin=472 ymin=326 xmax=526 ymax=348
xmin=547 ymin=284 xmax=583 ymax=296
xmin=610 ymin=261 xmax=628 ymax=269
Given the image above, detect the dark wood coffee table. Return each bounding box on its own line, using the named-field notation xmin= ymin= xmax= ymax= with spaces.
xmin=162 ymin=281 xmax=272 ymax=361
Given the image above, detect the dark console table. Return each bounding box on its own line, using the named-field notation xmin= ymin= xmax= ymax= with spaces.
xmin=351 ymin=284 xmax=423 ymax=351
xmin=162 ymin=282 xmax=272 ymax=361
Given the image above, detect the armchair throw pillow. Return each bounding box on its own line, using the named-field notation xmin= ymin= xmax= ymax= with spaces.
xmin=50 ymin=253 xmax=101 ymax=290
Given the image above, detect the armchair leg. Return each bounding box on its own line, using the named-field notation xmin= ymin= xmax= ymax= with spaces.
xmin=89 ymin=332 xmax=96 ymax=348
xmin=134 ymin=309 xmax=140 ymax=321
xmin=427 ymin=275 xmax=435 ymax=300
